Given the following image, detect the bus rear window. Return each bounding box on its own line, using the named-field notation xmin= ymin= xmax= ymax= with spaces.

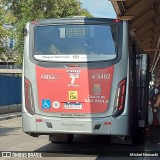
xmin=34 ymin=24 xmax=118 ymax=62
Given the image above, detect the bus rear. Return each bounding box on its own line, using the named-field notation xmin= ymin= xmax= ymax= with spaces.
xmin=22 ymin=17 xmax=135 ymax=142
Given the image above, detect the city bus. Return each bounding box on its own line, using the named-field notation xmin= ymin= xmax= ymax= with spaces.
xmin=22 ymin=17 xmax=148 ymax=144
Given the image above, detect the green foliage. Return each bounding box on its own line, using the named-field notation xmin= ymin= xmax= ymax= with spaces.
xmin=2 ymin=0 xmax=92 ymax=67
xmin=0 ymin=7 xmax=9 ymax=53
xmin=0 ymin=0 xmax=16 ymax=60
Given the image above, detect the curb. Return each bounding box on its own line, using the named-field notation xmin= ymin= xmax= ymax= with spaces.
xmin=0 ymin=112 xmax=22 ymax=121
xmin=0 ymin=104 xmax=21 ymax=115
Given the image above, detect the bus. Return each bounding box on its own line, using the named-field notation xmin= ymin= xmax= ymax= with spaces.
xmin=22 ymin=17 xmax=149 ymax=144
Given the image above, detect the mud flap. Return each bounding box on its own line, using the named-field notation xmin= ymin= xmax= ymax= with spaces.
xmin=49 ymin=134 xmax=74 ymax=143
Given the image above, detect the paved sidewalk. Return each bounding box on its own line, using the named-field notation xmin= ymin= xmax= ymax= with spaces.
xmin=0 ymin=112 xmax=22 ymax=121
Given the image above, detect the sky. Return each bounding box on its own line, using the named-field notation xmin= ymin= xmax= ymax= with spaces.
xmin=80 ymin=0 xmax=116 ymax=18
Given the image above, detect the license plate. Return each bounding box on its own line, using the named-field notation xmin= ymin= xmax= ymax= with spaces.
xmin=64 ymin=103 xmax=82 ymax=109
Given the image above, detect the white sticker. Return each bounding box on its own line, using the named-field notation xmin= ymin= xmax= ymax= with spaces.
xmin=34 ymin=54 xmax=116 ymax=62
xmin=53 ymin=101 xmax=60 ymax=109
xmin=60 ymin=27 xmax=66 ymax=38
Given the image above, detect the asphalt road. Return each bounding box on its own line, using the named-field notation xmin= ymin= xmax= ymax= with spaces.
xmin=0 ymin=117 xmax=160 ymax=160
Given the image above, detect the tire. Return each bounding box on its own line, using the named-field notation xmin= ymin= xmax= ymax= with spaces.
xmin=49 ymin=134 xmax=74 ymax=143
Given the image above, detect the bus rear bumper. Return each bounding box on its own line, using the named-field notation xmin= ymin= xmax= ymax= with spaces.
xmin=22 ymin=113 xmax=131 ymax=136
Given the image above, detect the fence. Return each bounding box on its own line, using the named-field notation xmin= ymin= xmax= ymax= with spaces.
xmin=0 ymin=76 xmax=22 ymax=106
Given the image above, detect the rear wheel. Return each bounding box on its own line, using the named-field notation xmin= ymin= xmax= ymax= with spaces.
xmin=111 ymin=135 xmax=133 ymax=144
xmin=132 ymin=128 xmax=145 ymax=145
xmin=67 ymin=134 xmax=74 ymax=143
xmin=111 ymin=130 xmax=145 ymax=145
xmin=49 ymin=134 xmax=74 ymax=143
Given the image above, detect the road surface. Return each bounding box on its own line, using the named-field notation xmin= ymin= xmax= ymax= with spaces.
xmin=0 ymin=117 xmax=160 ymax=160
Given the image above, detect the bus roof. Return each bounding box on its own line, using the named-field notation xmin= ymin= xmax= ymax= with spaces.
xmin=30 ymin=17 xmax=123 ymax=25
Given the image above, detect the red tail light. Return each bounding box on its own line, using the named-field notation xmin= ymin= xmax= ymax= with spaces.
xmin=25 ymin=77 xmax=35 ymax=115
xmin=113 ymin=78 xmax=126 ymax=117
xmin=31 ymin=21 xmax=39 ymax=25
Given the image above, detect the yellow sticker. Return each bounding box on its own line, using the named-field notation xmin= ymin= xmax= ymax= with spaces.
xmin=69 ymin=91 xmax=78 ymax=100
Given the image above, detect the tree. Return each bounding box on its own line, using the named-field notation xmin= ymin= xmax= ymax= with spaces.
xmin=0 ymin=1 xmax=16 ymax=63
xmin=2 ymin=0 xmax=92 ymax=67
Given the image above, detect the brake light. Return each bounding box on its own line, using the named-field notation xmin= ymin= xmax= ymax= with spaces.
xmin=25 ymin=77 xmax=35 ymax=115
xmin=31 ymin=21 xmax=39 ymax=24
xmin=36 ymin=119 xmax=43 ymax=122
xmin=113 ymin=78 xmax=126 ymax=117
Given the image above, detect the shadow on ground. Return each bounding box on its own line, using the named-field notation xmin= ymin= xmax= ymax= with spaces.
xmin=35 ymin=134 xmax=145 ymax=157
xmin=0 ymin=126 xmax=21 ymax=136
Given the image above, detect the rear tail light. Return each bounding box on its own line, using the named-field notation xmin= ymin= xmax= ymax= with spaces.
xmin=31 ymin=21 xmax=39 ymax=25
xmin=24 ymin=77 xmax=35 ymax=115
xmin=113 ymin=78 xmax=126 ymax=117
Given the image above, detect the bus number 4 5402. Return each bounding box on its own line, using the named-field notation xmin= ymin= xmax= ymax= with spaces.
xmin=92 ymin=74 xmax=110 ymax=80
